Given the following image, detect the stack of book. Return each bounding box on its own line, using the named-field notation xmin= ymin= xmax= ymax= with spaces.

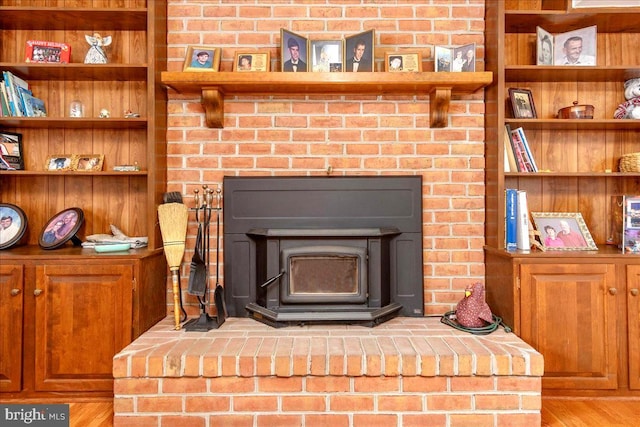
xmin=1 ymin=71 xmax=47 ymax=118
xmin=505 ymin=188 xmax=531 ymax=251
xmin=504 ymin=125 xmax=537 ymax=172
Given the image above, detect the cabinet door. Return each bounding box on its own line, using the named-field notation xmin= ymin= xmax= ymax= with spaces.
xmin=519 ymin=263 xmax=618 ymax=390
xmin=628 ymin=265 xmax=640 ymax=390
xmin=33 ymin=263 xmax=133 ymax=392
xmin=0 ymin=264 xmax=24 ymax=392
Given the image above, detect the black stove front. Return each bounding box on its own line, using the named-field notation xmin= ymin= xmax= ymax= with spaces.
xmin=223 ymin=176 xmax=423 ymax=327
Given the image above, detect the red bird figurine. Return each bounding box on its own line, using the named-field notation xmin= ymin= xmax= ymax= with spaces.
xmin=455 ymin=282 xmax=494 ymax=328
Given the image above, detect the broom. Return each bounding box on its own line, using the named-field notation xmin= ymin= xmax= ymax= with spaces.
xmin=157 ymin=202 xmax=189 ymax=330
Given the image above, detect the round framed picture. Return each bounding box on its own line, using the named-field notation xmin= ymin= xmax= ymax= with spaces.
xmin=39 ymin=207 xmax=84 ymax=250
xmin=0 ymin=203 xmax=28 ymax=250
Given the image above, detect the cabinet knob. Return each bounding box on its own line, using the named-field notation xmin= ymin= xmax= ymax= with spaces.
xmin=631 ymin=288 xmax=639 ymax=297
xmin=608 ymin=287 xmax=617 ymax=295
xmin=10 ymin=288 xmax=21 ymax=296
xmin=34 ymin=289 xmax=43 ymax=296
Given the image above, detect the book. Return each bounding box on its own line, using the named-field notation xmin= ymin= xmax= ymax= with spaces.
xmin=537 ymin=25 xmax=597 ymax=66
xmin=434 ymin=43 xmax=476 ymax=72
xmin=20 ymin=90 xmax=47 ymax=117
xmin=506 ymin=124 xmax=528 ymax=172
xmin=516 ymin=190 xmax=530 ymax=250
xmin=2 ymin=71 xmax=31 ymax=117
xmin=503 ymin=126 xmax=518 ymax=172
xmin=513 ymin=127 xmax=537 ymax=172
xmin=505 ymin=188 xmax=518 ymax=251
xmin=509 ymin=126 xmax=535 ymax=172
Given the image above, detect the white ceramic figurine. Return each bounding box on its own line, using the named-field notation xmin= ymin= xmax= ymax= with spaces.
xmin=624 ymin=78 xmax=640 ymax=101
xmin=84 ymin=33 xmax=112 ymax=64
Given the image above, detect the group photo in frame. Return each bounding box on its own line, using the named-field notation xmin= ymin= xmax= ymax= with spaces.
xmin=73 ymin=154 xmax=104 ymax=171
xmin=25 ymin=40 xmax=71 ymax=63
xmin=0 ymin=203 xmax=27 ymax=250
xmin=344 ymin=29 xmax=374 ymax=72
xmin=0 ymin=131 xmax=24 ymax=171
xmin=508 ymin=88 xmax=537 ymax=118
xmin=385 ymin=52 xmax=422 ymax=72
xmin=39 ymin=207 xmax=84 ymax=250
xmin=234 ymin=52 xmax=270 ymax=72
xmin=182 ymin=45 xmax=220 ymax=71
xmin=309 ymin=40 xmax=343 ymax=72
xmin=281 ymin=29 xmax=308 ymax=72
xmin=531 ymin=212 xmax=597 ymax=250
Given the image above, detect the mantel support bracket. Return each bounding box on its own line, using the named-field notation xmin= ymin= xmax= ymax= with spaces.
xmin=202 ymin=87 xmax=224 ymax=128
xmin=429 ymin=87 xmax=451 ymax=128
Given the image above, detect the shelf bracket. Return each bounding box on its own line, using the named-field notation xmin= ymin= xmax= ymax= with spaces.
xmin=429 ymin=87 xmax=451 ymax=128
xmin=202 ymin=88 xmax=224 ymax=128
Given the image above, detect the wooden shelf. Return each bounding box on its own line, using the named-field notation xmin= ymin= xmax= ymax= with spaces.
xmin=505 ymin=118 xmax=640 ymax=130
xmin=505 ymin=66 xmax=640 ymax=83
xmin=0 ymin=7 xmax=147 ymax=30
xmin=161 ymin=71 xmax=493 ymax=128
xmin=0 ymin=117 xmax=147 ymax=129
xmin=505 ymin=172 xmax=640 ymax=177
xmin=1 ymin=63 xmax=147 ymax=81
xmin=505 ymin=10 xmax=640 ymax=33
xmin=0 ymin=170 xmax=148 ymax=177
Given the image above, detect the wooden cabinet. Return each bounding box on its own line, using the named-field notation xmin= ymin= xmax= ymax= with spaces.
xmin=484 ymin=0 xmax=640 ymax=396
xmin=0 ymin=249 xmax=167 ymax=398
xmin=486 ymin=249 xmax=640 ymax=396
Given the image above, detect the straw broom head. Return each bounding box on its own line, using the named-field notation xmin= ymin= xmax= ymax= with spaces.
xmin=157 ymin=202 xmax=189 ymax=270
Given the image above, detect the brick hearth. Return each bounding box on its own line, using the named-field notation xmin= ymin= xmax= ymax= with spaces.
xmin=113 ymin=316 xmax=543 ymax=427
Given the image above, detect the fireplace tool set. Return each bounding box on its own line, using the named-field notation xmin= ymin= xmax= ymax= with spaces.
xmin=183 ymin=184 xmax=226 ymax=331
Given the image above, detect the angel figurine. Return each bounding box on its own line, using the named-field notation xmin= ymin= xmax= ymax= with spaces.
xmin=84 ymin=33 xmax=112 ymax=64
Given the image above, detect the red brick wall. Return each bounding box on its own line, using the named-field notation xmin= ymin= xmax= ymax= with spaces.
xmin=165 ymin=1 xmax=487 ymax=316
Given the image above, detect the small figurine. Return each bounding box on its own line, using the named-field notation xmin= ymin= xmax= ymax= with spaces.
xmin=99 ymin=109 xmax=110 ymax=118
xmin=84 ymin=33 xmax=112 ymax=64
xmin=124 ymin=109 xmax=141 ymax=118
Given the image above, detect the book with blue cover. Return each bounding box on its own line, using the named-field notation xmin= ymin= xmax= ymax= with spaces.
xmin=505 ymin=188 xmax=518 ymax=251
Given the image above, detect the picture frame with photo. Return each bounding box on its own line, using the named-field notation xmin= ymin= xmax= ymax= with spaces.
xmin=0 ymin=203 xmax=28 ymax=250
xmin=182 ymin=46 xmax=221 ymax=72
xmin=73 ymin=154 xmax=104 ymax=171
xmin=508 ymin=88 xmax=537 ymax=119
xmin=234 ymin=52 xmax=270 ymax=72
xmin=530 ymin=212 xmax=598 ymax=251
xmin=344 ymin=29 xmax=375 ymax=73
xmin=25 ymin=40 xmax=71 ymax=63
xmin=39 ymin=207 xmax=84 ymax=250
xmin=0 ymin=131 xmax=24 ymax=171
xmin=553 ymin=25 xmax=597 ymax=66
xmin=434 ymin=43 xmax=476 ymax=72
xmin=281 ymin=29 xmax=309 ymax=72
xmin=46 ymin=155 xmax=73 ymax=171
xmin=536 ymin=26 xmax=554 ymax=65
xmin=309 ymin=40 xmax=343 ymax=72
xmin=385 ymin=52 xmax=422 ymax=72
xmin=571 ymin=0 xmax=638 ymax=9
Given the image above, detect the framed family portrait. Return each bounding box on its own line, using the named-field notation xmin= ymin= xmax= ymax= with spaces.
xmin=182 ymin=46 xmax=220 ymax=72
xmin=281 ymin=29 xmax=308 ymax=72
xmin=73 ymin=154 xmax=104 ymax=171
xmin=344 ymin=29 xmax=374 ymax=72
xmin=385 ymin=52 xmax=422 ymax=72
xmin=234 ymin=52 xmax=270 ymax=72
xmin=0 ymin=131 xmax=24 ymax=171
xmin=39 ymin=207 xmax=84 ymax=250
xmin=0 ymin=203 xmax=28 ymax=250
xmin=310 ymin=40 xmax=343 ymax=72
xmin=46 ymin=155 xmax=73 ymax=171
xmin=530 ymin=212 xmax=597 ymax=250
xmin=508 ymin=88 xmax=537 ymax=119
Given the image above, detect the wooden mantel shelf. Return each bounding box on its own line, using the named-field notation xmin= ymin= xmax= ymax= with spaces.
xmin=160 ymin=71 xmax=493 ymax=128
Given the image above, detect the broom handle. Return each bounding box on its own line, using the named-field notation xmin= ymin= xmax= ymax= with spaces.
xmin=171 ymin=269 xmax=181 ymax=330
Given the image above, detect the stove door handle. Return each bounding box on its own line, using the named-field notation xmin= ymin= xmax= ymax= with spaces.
xmin=260 ymin=271 xmax=285 ymax=289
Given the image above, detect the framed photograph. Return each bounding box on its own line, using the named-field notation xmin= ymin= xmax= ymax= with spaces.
xmin=182 ymin=46 xmax=221 ymax=72
xmin=344 ymin=29 xmax=375 ymax=72
xmin=39 ymin=207 xmax=84 ymax=250
xmin=73 ymin=154 xmax=104 ymax=171
xmin=0 ymin=131 xmax=24 ymax=171
xmin=0 ymin=203 xmax=28 ymax=250
xmin=554 ymin=25 xmax=597 ymax=66
xmin=234 ymin=52 xmax=270 ymax=72
xmin=25 ymin=40 xmax=71 ymax=63
xmin=385 ymin=52 xmax=422 ymax=72
xmin=281 ymin=29 xmax=309 ymax=72
xmin=508 ymin=88 xmax=537 ymax=119
xmin=46 ymin=155 xmax=73 ymax=171
xmin=625 ymin=196 xmax=640 ymax=229
xmin=530 ymin=212 xmax=597 ymax=250
xmin=309 ymin=40 xmax=343 ymax=72
xmin=434 ymin=44 xmax=475 ymax=72
xmin=571 ymin=0 xmax=638 ymax=8
xmin=536 ymin=27 xmax=554 ymax=65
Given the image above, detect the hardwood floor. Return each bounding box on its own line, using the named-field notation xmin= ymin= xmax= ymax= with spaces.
xmin=68 ymin=397 xmax=640 ymax=426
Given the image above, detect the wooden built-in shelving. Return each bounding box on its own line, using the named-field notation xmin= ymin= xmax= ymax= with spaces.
xmin=161 ymin=71 xmax=493 ymax=128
